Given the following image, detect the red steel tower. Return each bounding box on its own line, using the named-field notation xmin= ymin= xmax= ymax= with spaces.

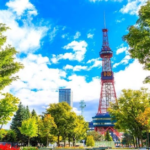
xmin=92 ymin=27 xmax=121 ymax=140
xmin=98 ymin=28 xmax=117 ymax=114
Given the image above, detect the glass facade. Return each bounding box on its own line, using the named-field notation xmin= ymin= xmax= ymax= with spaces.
xmin=59 ymin=89 xmax=73 ymax=107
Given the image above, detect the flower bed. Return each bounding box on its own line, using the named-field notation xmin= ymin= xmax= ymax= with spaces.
xmin=0 ymin=144 xmax=20 ymax=150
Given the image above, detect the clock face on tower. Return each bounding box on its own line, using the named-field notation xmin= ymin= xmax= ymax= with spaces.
xmin=101 ymin=71 xmax=113 ymax=80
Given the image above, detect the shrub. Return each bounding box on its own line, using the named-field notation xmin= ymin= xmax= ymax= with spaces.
xmin=86 ymin=135 xmax=95 ymax=147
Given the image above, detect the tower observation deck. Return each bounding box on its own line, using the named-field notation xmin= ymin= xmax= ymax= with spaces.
xmin=92 ymin=28 xmax=121 ymax=140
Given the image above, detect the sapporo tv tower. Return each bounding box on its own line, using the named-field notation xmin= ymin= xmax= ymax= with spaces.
xmin=92 ymin=21 xmax=121 ymax=140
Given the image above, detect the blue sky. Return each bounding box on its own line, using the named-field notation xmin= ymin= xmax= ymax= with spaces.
xmin=1 ymin=0 xmax=150 ymax=128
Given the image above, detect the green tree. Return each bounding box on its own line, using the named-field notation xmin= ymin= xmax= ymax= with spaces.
xmin=122 ymin=133 xmax=133 ymax=147
xmin=0 ymin=23 xmax=24 ymax=91
xmin=136 ymin=107 xmax=150 ymax=147
xmin=86 ymin=135 xmax=95 ymax=147
xmin=25 ymin=106 xmax=30 ymax=119
xmin=3 ymin=130 xmax=17 ymax=142
xmin=38 ymin=114 xmax=56 ymax=147
xmin=61 ymin=111 xmax=77 ymax=147
xmin=123 ymin=0 xmax=150 ymax=83
xmin=19 ymin=117 xmax=38 ymax=146
xmin=11 ymin=102 xmax=28 ymax=142
xmin=108 ymin=88 xmax=150 ymax=147
xmin=71 ymin=115 xmax=89 ymax=146
xmin=46 ymin=102 xmax=72 ymax=146
xmin=31 ymin=109 xmax=37 ymax=117
xmin=105 ymin=130 xmax=112 ymax=141
xmin=0 ymin=93 xmax=20 ymax=129
xmin=0 ymin=129 xmax=7 ymax=141
xmin=87 ymin=130 xmax=103 ymax=141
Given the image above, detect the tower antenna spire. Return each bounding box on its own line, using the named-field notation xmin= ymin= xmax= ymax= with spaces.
xmin=104 ymin=11 xmax=106 ymax=29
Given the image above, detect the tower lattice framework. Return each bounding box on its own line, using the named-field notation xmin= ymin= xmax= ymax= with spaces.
xmin=93 ymin=28 xmax=122 ymax=140
xmin=98 ymin=28 xmax=117 ymax=114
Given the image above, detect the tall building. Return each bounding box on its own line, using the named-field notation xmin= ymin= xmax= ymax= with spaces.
xmin=92 ymin=26 xmax=121 ymax=140
xmin=59 ymin=89 xmax=73 ymax=107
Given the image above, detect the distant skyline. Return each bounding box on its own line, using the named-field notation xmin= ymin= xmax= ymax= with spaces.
xmin=0 ymin=0 xmax=150 ymax=128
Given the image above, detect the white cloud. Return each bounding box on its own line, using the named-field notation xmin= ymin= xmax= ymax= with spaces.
xmin=87 ymin=33 xmax=94 ymax=39
xmin=115 ymin=60 xmax=150 ymax=96
xmin=73 ymin=107 xmax=81 ymax=115
xmin=6 ymin=0 xmax=37 ymax=16
xmin=74 ymin=31 xmax=81 ymax=39
xmin=87 ymin=58 xmax=102 ymax=70
xmin=51 ymin=41 xmax=88 ymax=63
xmin=64 ymin=65 xmax=87 ymax=71
xmin=0 ymin=3 xmax=48 ymax=53
xmin=116 ymin=46 xmax=127 ymax=55
xmin=64 ymin=65 xmax=74 ymax=70
xmin=120 ymin=0 xmax=147 ymax=15
xmin=74 ymin=66 xmax=87 ymax=71
xmin=116 ymin=18 xmax=125 ymax=23
xmin=4 ymin=54 xmax=67 ymax=105
xmin=113 ymin=55 xmax=131 ymax=68
xmin=50 ymin=26 xmax=59 ymax=41
xmin=62 ymin=33 xmax=69 ymax=39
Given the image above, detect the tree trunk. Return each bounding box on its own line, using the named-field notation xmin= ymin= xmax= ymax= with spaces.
xmin=141 ymin=135 xmax=143 ymax=147
xmin=68 ymin=136 xmax=70 ymax=147
xmin=28 ymin=137 xmax=30 ymax=147
xmin=57 ymin=135 xmax=60 ymax=147
xmin=47 ymin=135 xmax=48 ymax=147
xmin=147 ymin=131 xmax=149 ymax=148
xmin=64 ymin=138 xmax=66 ymax=147
xmin=138 ymin=137 xmax=140 ymax=148
xmin=73 ymin=137 xmax=75 ymax=147
xmin=132 ymin=136 xmax=135 ymax=148
xmin=136 ymin=137 xmax=139 ymax=147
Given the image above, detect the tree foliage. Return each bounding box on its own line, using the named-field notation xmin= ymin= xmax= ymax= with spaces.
xmin=31 ymin=109 xmax=37 ymax=117
xmin=19 ymin=117 xmax=38 ymax=146
xmin=46 ymin=102 xmax=88 ymax=146
xmin=0 ymin=129 xmax=7 ymax=141
xmin=86 ymin=135 xmax=95 ymax=147
xmin=0 ymin=23 xmax=23 ymax=132
xmin=108 ymin=88 xmax=150 ymax=147
xmin=0 ymin=23 xmax=24 ymax=90
xmin=2 ymin=130 xmax=17 ymax=142
xmin=123 ymin=0 xmax=150 ymax=83
xmin=46 ymin=102 xmax=72 ymax=146
xmin=11 ymin=102 xmax=31 ymax=142
xmin=105 ymin=130 xmax=112 ymax=141
xmin=71 ymin=115 xmax=88 ymax=146
xmin=38 ymin=114 xmax=56 ymax=147
xmin=0 ymin=93 xmax=20 ymax=129
xmin=87 ymin=130 xmax=103 ymax=141
xmin=137 ymin=107 xmax=150 ymax=128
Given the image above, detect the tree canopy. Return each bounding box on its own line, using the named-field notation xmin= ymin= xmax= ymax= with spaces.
xmin=0 ymin=93 xmax=20 ymax=129
xmin=11 ymin=102 xmax=31 ymax=142
xmin=105 ymin=130 xmax=112 ymax=141
xmin=38 ymin=114 xmax=56 ymax=147
xmin=0 ymin=23 xmax=24 ymax=90
xmin=46 ymin=102 xmax=88 ymax=146
xmin=108 ymin=88 xmax=150 ymax=147
xmin=87 ymin=130 xmax=103 ymax=141
xmin=19 ymin=117 xmax=38 ymax=146
xmin=123 ymin=0 xmax=150 ymax=83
